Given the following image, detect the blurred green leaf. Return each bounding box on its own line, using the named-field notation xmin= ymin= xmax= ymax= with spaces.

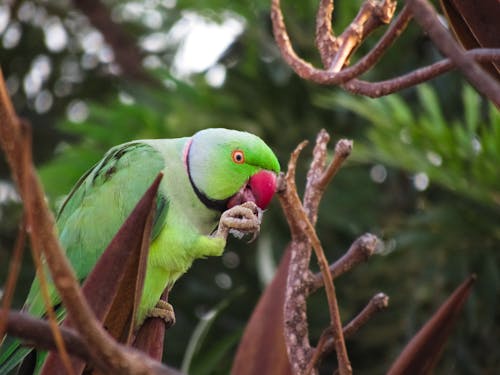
xmin=181 ymin=288 xmax=244 ymax=374
xmin=317 ymin=84 xmax=500 ymax=208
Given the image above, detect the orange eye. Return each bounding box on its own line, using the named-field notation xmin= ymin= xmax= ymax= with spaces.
xmin=231 ymin=150 xmax=245 ymax=164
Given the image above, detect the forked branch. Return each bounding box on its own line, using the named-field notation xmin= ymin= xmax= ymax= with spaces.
xmin=278 ymin=131 xmax=386 ymax=374
xmin=272 ymin=0 xmax=500 ymax=104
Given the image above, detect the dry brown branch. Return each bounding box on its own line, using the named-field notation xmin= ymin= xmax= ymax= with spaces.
xmin=315 ymin=0 xmax=336 ymax=67
xmin=3 ymin=310 xmax=185 ymax=375
xmin=5 ymin=310 xmax=92 ymax=362
xmin=305 ymin=327 xmax=331 ymax=375
xmin=309 ymin=233 xmax=378 ymax=294
xmin=278 ymin=131 xmax=386 ymax=375
xmin=278 ymin=144 xmax=315 ymax=374
xmin=405 ymin=0 xmax=500 ymax=105
xmin=0 ymin=219 xmax=26 ymax=339
xmin=342 ymin=293 xmax=389 ymax=340
xmin=306 ymin=293 xmax=389 ymax=370
xmin=317 ymin=139 xmax=352 ymax=190
xmin=0 ymin=76 xmax=74 ymax=374
xmin=328 ymin=0 xmax=397 ymax=72
xmin=343 ymin=4 xmax=413 ymax=80
xmin=302 ymin=131 xmax=328 ymax=224
xmin=344 ymin=49 xmax=500 ymax=96
xmin=302 ymin=132 xmax=352 ymax=229
xmin=272 ymin=0 xmax=500 ymax=103
xmin=296 ymin=196 xmax=350 ymax=373
xmin=25 ymin=169 xmax=75 ymax=375
xmin=272 ymin=0 xmax=403 ymax=84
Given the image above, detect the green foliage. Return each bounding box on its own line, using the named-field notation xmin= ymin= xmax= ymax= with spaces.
xmin=317 ymin=84 xmax=500 ymax=209
xmin=182 ymin=289 xmax=244 ymax=375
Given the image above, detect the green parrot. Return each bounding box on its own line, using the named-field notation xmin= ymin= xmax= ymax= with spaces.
xmin=0 ymin=128 xmax=280 ymax=374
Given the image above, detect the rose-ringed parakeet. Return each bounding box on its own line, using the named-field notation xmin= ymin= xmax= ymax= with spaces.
xmin=0 ymin=128 xmax=280 ymax=374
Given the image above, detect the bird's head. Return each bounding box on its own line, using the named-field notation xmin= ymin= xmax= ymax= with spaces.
xmin=185 ymin=128 xmax=280 ymax=212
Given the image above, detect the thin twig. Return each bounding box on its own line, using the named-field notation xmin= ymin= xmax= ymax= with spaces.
xmin=344 ymin=49 xmax=500 ymax=96
xmin=305 ymin=293 xmax=389 ymax=373
xmin=305 ymin=327 xmax=332 ymax=375
xmin=330 ymin=38 xmax=358 ymax=73
xmin=272 ymin=0 xmax=341 ymax=84
xmin=279 ymin=141 xmax=310 ymax=239
xmin=29 ymin=249 xmax=75 ymax=375
xmin=306 ymin=293 xmax=389 ymax=370
xmin=329 ymin=0 xmax=397 ymax=72
xmin=315 ymin=0 xmax=336 ymax=68
xmin=317 ymin=139 xmax=353 ymax=191
xmin=320 ymin=293 xmax=389 ymax=359
xmin=19 ymin=121 xmax=75 ymax=375
xmin=0 ymin=218 xmax=26 ymax=339
xmin=406 ymin=0 xmax=500 ymax=106
xmin=309 ymin=233 xmax=379 ymax=294
xmin=342 ymin=293 xmax=389 ymax=340
xmin=303 ymin=134 xmax=353 ymax=229
xmin=297 ymin=212 xmax=351 ymax=374
xmin=341 ymin=5 xmax=413 ymax=82
xmin=303 ymin=130 xmax=330 ymax=224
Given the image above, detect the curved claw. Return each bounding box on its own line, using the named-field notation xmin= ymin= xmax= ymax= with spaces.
xmin=246 ymin=229 xmax=260 ymax=243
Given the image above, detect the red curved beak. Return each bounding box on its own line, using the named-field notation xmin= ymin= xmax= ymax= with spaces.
xmin=227 ymin=170 xmax=277 ymax=210
xmin=248 ymin=170 xmax=277 ymax=209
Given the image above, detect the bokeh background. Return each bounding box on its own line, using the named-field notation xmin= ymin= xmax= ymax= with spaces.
xmin=0 ymin=1 xmax=499 ymax=374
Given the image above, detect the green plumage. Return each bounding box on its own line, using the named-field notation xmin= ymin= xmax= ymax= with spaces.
xmin=0 ymin=128 xmax=280 ymax=374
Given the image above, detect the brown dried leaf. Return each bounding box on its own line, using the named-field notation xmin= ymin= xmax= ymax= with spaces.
xmin=230 ymin=247 xmax=292 ymax=375
xmin=440 ymin=0 xmax=500 ymax=80
xmin=41 ymin=173 xmax=163 ymax=375
xmin=387 ymin=275 xmax=476 ymax=375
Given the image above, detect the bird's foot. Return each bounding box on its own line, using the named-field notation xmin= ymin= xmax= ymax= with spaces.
xmin=146 ymin=300 xmax=176 ymax=328
xmin=216 ymin=201 xmax=262 ymax=242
